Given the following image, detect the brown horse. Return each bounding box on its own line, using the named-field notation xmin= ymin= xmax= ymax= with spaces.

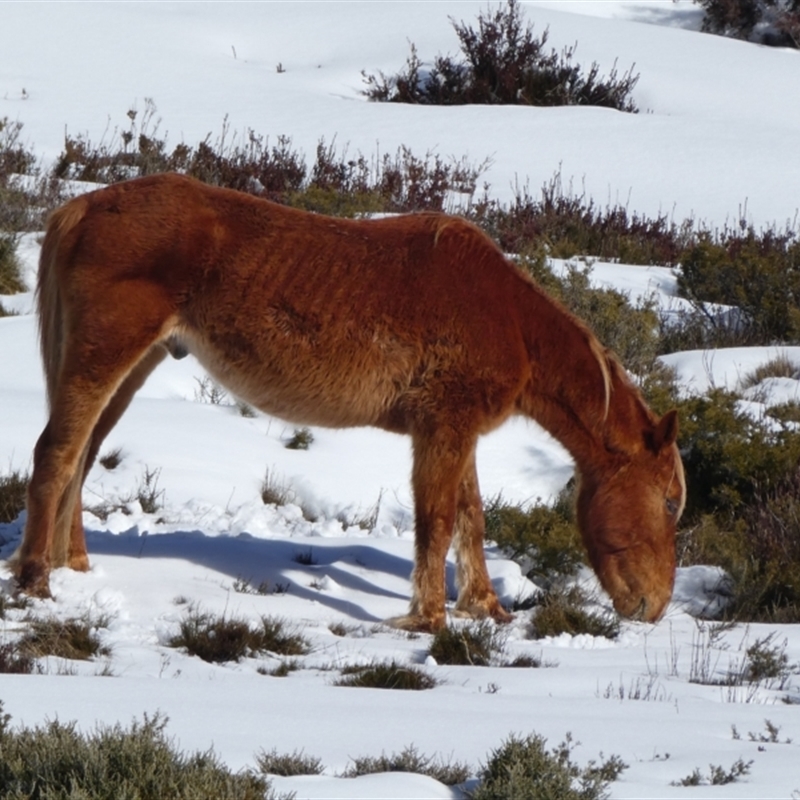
xmin=11 ymin=173 xmax=685 ymax=631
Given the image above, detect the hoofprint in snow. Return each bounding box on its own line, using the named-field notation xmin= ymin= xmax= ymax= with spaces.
xmin=2 ymin=2 xmax=800 ymax=798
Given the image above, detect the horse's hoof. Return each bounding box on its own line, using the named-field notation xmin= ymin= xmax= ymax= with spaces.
xmin=453 ymin=599 xmax=514 ymax=625
xmin=67 ymin=553 xmax=91 ymax=572
xmin=15 ymin=562 xmax=53 ymax=599
xmin=386 ymin=614 xmax=446 ymax=633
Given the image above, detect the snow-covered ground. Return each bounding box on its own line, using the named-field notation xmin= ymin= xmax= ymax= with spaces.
xmin=2 ymin=2 xmax=800 ymax=797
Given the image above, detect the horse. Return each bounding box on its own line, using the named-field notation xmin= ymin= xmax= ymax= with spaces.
xmin=10 ymin=173 xmax=685 ymax=632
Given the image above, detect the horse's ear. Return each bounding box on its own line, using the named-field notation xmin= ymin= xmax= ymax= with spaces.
xmin=651 ymin=409 xmax=679 ymax=452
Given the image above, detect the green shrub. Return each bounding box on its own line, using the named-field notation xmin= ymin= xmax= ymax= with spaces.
xmin=678 ymin=470 xmax=800 ymax=623
xmin=0 ymin=704 xmax=283 ymax=799
xmin=472 ymin=732 xmax=626 ymax=800
xmin=678 ymin=230 xmax=800 ymax=344
xmin=363 ymin=0 xmax=639 ymax=112
xmin=341 ymin=744 xmax=470 ymax=784
xmin=675 ymin=388 xmax=800 ymax=521
xmin=485 ymin=487 xmax=583 ymax=584
xmin=168 ymin=610 xmax=309 ymax=663
xmin=334 ymin=660 xmax=437 ymax=690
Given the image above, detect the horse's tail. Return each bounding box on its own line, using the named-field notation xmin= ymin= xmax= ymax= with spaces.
xmin=37 ymin=196 xmax=88 ymax=409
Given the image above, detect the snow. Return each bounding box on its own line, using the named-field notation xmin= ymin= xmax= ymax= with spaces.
xmin=2 ymin=2 xmax=800 ymax=797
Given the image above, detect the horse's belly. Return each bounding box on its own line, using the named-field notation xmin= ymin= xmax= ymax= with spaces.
xmin=184 ymin=331 xmax=407 ymax=430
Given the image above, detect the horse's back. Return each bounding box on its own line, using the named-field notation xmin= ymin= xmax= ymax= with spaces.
xmin=50 ymin=174 xmax=531 ymax=433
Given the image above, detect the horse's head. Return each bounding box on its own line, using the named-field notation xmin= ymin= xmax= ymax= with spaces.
xmin=576 ymin=409 xmax=684 ymax=623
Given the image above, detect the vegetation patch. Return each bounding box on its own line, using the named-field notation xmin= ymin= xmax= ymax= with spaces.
xmin=484 ymin=487 xmax=583 ymax=584
xmin=696 ymin=0 xmax=800 ymax=48
xmin=672 ymin=758 xmax=753 ymax=787
xmin=428 ymin=621 xmax=505 ymax=666
xmin=0 ymin=468 xmax=28 ymax=525
xmin=0 ymin=704 xmax=284 ymax=800
xmin=471 ymin=732 xmax=627 ymax=800
xmin=363 ymin=0 xmax=639 ymax=112
xmin=168 ymin=609 xmax=309 ymax=664
xmin=17 ymin=613 xmax=111 ymax=661
xmin=256 ymin=747 xmax=324 ymax=776
xmin=529 ymin=586 xmax=620 ymax=640
xmin=334 ymin=660 xmax=437 ymax=690
xmin=341 ymin=744 xmax=470 ymax=785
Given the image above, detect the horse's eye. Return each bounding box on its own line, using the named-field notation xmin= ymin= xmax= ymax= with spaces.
xmin=665 ymin=498 xmax=679 ymax=516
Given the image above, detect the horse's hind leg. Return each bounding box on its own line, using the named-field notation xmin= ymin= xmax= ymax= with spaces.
xmin=15 ymin=312 xmax=171 ymax=597
xmin=452 ymin=453 xmax=513 ymax=624
xmin=63 ymin=344 xmax=169 ymax=572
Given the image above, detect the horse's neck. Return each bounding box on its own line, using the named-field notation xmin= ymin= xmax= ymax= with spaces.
xmin=515 ymin=282 xmax=645 ymax=470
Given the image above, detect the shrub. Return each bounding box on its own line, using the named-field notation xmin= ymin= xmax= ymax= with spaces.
xmin=363 ymin=0 xmax=639 ymax=112
xmin=472 ymin=732 xmax=627 ymax=800
xmin=256 ymin=747 xmax=324 ymax=776
xmin=334 ymin=660 xmax=437 ymax=690
xmin=51 ymin=103 xmax=486 ymax=215
xmin=529 ymin=586 xmax=620 ymax=640
xmin=260 ymin=468 xmax=294 ymax=507
xmin=677 ymin=229 xmax=800 ymax=344
xmin=485 ymin=492 xmax=584 ymax=584
xmin=679 ymin=470 xmax=800 ymax=623
xmin=18 ymin=613 xmax=111 ymax=661
xmin=0 ymin=468 xmax=28 ymax=524
xmin=0 ymin=642 xmax=37 ymax=674
xmin=696 ymin=0 xmax=800 ymax=47
xmin=675 ymin=388 xmax=800 ymax=522
xmin=428 ymin=621 xmax=505 ymax=666
xmin=168 ymin=610 xmax=309 ymax=663
xmin=673 ymin=758 xmax=753 ymax=787
xmin=740 ymin=353 xmax=800 ymax=389
xmin=479 ymin=172 xmax=689 ymax=265
xmin=0 ymin=704 xmax=283 ymax=800
xmin=341 ymin=744 xmax=470 ymax=784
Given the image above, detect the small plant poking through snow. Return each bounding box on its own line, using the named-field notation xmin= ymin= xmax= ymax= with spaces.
xmin=340 ymin=744 xmax=470 ymax=785
xmin=256 ymin=748 xmax=324 ymax=777
xmin=673 ymin=758 xmax=753 ymax=787
xmin=428 ymin=621 xmax=505 ymax=666
xmin=472 ymin=731 xmax=627 ymax=800
xmin=0 ymin=467 xmax=28 ymax=524
xmin=98 ymin=447 xmax=124 ymax=471
xmin=334 ymin=660 xmax=438 ymax=690
xmin=529 ymin=585 xmax=620 ymax=640
xmin=168 ymin=609 xmax=309 ymax=664
xmin=284 ymin=427 xmax=314 ymax=450
xmin=18 ymin=613 xmax=111 ymax=661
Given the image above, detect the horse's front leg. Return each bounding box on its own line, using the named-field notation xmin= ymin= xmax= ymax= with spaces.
xmin=452 ymin=453 xmax=513 ymax=624
xmin=389 ymin=429 xmax=476 ymax=633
